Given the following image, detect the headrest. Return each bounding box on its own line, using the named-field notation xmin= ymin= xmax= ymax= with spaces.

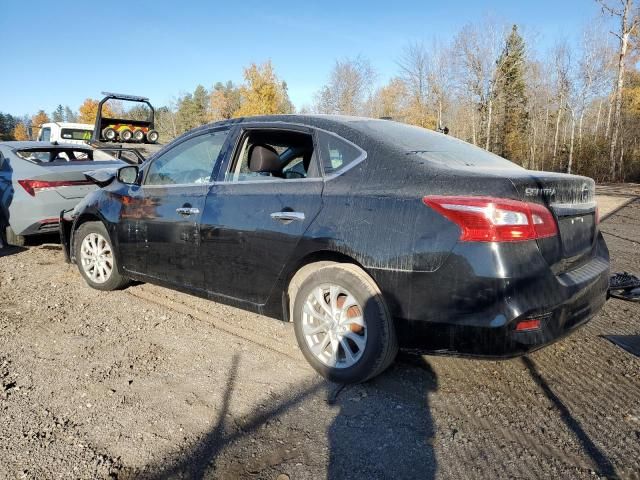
xmin=248 ymin=144 xmax=280 ymax=173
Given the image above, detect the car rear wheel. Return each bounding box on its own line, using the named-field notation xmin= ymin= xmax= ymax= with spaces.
xmin=292 ymin=264 xmax=398 ymax=383
xmin=74 ymin=221 xmax=129 ymax=291
xmin=4 ymin=226 xmax=25 ymax=247
xmin=119 ymin=128 xmax=133 ymax=142
xmin=102 ymin=127 xmax=117 ymax=141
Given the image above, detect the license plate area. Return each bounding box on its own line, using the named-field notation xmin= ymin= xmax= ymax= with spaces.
xmin=557 ymin=213 xmax=594 ymax=257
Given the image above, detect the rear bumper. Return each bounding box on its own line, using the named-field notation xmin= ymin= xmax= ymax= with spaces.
xmin=370 ymin=233 xmax=610 ymax=357
xmin=394 ymin=269 xmax=608 ymax=357
xmin=8 ymin=191 xmax=78 ymax=236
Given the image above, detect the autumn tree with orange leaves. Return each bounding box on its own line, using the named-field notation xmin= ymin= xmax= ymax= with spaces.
xmin=30 ymin=110 xmax=50 ymax=138
xmin=13 ymin=122 xmax=29 ymax=141
xmin=234 ymin=61 xmax=293 ymax=117
xmin=78 ymin=99 xmax=113 ymax=124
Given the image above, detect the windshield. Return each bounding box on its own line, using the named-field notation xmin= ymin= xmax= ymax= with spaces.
xmin=60 ymin=128 xmax=92 ymax=141
xmin=356 ymin=120 xmax=524 ymax=170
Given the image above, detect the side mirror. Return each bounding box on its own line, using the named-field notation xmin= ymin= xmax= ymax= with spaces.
xmin=117 ymin=165 xmax=139 ymax=185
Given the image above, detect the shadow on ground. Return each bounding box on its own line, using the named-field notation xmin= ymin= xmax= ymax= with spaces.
xmin=522 ymin=356 xmax=617 ymax=478
xmin=0 ymin=233 xmax=59 ymax=258
xmin=0 ymin=245 xmax=26 ymax=258
xmin=132 ymin=353 xmax=438 ymax=480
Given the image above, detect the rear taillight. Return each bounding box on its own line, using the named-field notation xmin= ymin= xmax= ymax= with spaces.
xmin=18 ymin=179 xmax=93 ymax=196
xmin=595 ymin=205 xmax=600 ymax=225
xmin=423 ymin=196 xmax=558 ymax=242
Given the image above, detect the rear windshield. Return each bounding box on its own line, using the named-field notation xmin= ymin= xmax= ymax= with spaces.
xmin=355 ymin=120 xmax=523 ymax=170
xmin=15 ymin=148 xmax=116 ymax=163
xmin=60 ymin=128 xmax=92 ymax=141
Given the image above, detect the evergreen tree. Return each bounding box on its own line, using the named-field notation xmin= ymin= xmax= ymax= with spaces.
xmin=494 ymin=25 xmax=529 ymax=163
xmin=0 ymin=113 xmax=18 ymax=140
xmin=52 ymin=105 xmax=65 ymax=122
xmin=192 ymin=85 xmax=210 ymax=124
xmin=64 ymin=106 xmax=77 ymax=122
xmin=176 ymin=85 xmax=209 ymax=133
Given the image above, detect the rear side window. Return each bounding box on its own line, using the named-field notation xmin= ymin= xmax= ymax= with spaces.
xmin=316 ymin=131 xmax=364 ymax=175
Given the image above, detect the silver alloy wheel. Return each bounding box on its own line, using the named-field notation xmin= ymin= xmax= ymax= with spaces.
xmin=80 ymin=233 xmax=113 ymax=284
xmin=302 ymin=284 xmax=367 ymax=368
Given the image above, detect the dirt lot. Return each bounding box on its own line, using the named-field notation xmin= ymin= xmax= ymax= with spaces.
xmin=1 ymin=202 xmax=639 ymax=480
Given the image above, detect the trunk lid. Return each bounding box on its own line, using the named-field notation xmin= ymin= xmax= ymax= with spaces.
xmin=508 ymin=171 xmax=597 ymax=272
xmin=23 ymin=161 xmax=124 ymax=199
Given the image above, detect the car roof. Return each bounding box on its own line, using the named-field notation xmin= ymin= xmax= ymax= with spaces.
xmin=202 ymin=114 xmax=382 ymax=130
xmin=173 ymin=114 xmax=398 ymax=148
xmin=0 ymin=141 xmax=94 ymax=150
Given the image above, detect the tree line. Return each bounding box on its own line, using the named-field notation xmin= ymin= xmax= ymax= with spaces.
xmin=2 ymin=0 xmax=638 ymax=182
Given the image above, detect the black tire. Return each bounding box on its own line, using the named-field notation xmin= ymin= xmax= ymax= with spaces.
xmin=102 ymin=127 xmax=116 ymax=142
xmin=5 ymin=226 xmax=25 ymax=247
xmin=119 ymin=128 xmax=133 ymax=142
xmin=146 ymin=130 xmax=159 ymax=143
xmin=74 ymin=221 xmax=129 ymax=291
xmin=132 ymin=129 xmax=145 ymax=142
xmin=292 ymin=264 xmax=398 ymax=383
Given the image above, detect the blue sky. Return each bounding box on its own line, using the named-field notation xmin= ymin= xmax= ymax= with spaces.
xmin=1 ymin=0 xmax=604 ymax=116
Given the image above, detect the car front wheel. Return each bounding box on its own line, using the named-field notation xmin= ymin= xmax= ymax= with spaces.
xmin=292 ymin=264 xmax=398 ymax=383
xmin=74 ymin=221 xmax=129 ymax=291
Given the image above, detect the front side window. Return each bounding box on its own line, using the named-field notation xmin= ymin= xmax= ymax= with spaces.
xmin=40 ymin=128 xmax=51 ymax=142
xmin=316 ymin=131 xmax=364 ymax=175
xmin=145 ymin=129 xmax=229 ymax=186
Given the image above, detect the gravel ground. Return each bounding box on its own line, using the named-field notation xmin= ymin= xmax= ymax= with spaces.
xmin=0 ymin=202 xmax=639 ymax=480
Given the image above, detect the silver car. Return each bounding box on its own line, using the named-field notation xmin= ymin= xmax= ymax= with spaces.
xmin=0 ymin=142 xmax=125 ymax=246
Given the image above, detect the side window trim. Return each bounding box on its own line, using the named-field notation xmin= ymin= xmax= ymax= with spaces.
xmin=141 ymin=127 xmax=231 ymax=187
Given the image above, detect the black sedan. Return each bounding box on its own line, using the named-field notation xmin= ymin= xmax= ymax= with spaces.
xmin=61 ymin=115 xmax=610 ymax=383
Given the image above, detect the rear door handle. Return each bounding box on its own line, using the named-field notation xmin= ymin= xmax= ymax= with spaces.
xmin=270 ymin=211 xmax=305 ymax=223
xmin=176 ymin=207 xmax=200 ymax=216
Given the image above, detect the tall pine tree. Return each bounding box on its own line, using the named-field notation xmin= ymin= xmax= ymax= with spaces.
xmin=52 ymin=105 xmax=65 ymax=122
xmin=64 ymin=106 xmax=77 ymax=122
xmin=494 ymin=25 xmax=529 ymax=163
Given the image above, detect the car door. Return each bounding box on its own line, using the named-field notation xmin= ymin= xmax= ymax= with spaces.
xmin=199 ymin=125 xmax=324 ymax=305
xmin=117 ymin=128 xmax=231 ymax=287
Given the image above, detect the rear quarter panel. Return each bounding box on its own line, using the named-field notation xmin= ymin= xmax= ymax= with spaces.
xmin=285 ymin=139 xmax=526 ymax=320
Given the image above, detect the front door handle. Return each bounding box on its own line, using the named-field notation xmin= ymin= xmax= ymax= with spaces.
xmin=270 ymin=211 xmax=305 ymax=223
xmin=176 ymin=207 xmax=200 ymax=216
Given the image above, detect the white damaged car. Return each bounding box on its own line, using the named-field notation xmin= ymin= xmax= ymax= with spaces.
xmin=0 ymin=141 xmax=125 ymax=246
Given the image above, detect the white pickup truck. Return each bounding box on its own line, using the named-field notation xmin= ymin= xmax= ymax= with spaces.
xmin=37 ymin=122 xmax=94 ymax=145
